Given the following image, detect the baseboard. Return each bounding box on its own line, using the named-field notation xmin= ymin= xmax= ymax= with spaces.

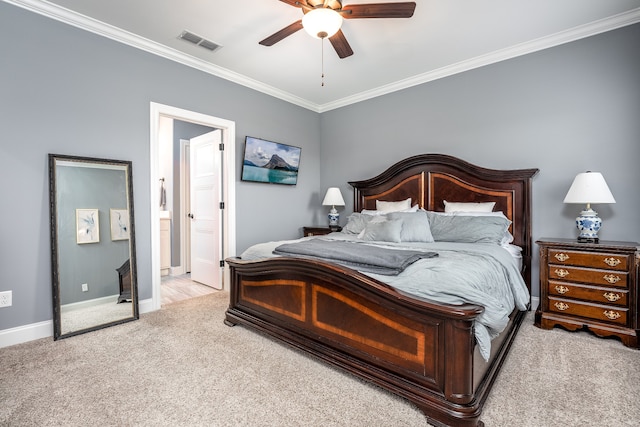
xmin=0 ymin=320 xmax=53 ymax=348
xmin=170 ymin=265 xmax=186 ymax=276
xmin=0 ymin=298 xmax=156 ymax=349
xmin=139 ymin=297 xmax=155 ymax=314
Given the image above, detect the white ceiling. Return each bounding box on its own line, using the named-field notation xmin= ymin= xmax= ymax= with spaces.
xmin=9 ymin=0 xmax=640 ymax=112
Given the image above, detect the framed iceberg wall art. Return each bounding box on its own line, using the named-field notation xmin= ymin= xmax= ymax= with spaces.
xmin=241 ymin=136 xmax=301 ymax=185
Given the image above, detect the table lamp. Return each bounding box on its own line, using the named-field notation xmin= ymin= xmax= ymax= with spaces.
xmin=322 ymin=187 xmax=345 ymax=229
xmin=563 ymin=171 xmax=616 ymax=243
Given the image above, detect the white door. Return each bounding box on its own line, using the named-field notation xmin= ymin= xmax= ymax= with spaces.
xmin=189 ymin=130 xmax=223 ymax=289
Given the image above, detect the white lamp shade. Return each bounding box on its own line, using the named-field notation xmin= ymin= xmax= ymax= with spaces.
xmin=563 ymin=172 xmax=616 ymax=204
xmin=302 ymin=8 xmax=343 ymax=39
xmin=322 ymin=187 xmax=345 ymax=206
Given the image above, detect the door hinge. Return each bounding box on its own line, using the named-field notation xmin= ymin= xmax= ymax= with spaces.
xmin=220 ymin=201 xmax=225 ymax=209
xmin=219 ymin=143 xmax=224 ymax=151
xmin=219 ymin=260 xmax=225 ymax=267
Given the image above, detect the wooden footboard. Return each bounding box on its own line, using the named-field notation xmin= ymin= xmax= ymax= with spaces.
xmin=225 ymin=256 xmax=524 ymax=427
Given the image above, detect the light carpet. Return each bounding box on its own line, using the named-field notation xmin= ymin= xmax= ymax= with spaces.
xmin=1 ymin=291 xmax=639 ymax=426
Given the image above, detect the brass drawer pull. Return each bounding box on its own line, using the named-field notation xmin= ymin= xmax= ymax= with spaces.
xmin=554 ymin=285 xmax=569 ymax=294
xmin=603 ymin=257 xmax=621 ymax=267
xmin=603 ymin=310 xmax=621 ymax=320
xmin=554 ymin=302 xmax=569 ymax=311
xmin=603 ymin=292 xmax=621 ymax=302
xmin=603 ymin=274 xmax=621 ymax=284
xmin=554 ymin=253 xmax=570 ymax=262
xmin=554 ymin=269 xmax=570 ymax=278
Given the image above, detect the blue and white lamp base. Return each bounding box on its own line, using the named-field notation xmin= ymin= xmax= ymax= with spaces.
xmin=575 ymin=207 xmax=602 ymax=243
xmin=328 ymin=207 xmax=340 ymax=230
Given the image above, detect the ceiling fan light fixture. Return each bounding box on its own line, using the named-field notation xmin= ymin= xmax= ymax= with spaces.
xmin=302 ymin=8 xmax=343 ymax=39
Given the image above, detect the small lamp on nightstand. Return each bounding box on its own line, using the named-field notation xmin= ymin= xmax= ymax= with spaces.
xmin=563 ymin=171 xmax=616 ymax=243
xmin=322 ymin=187 xmax=345 ymax=230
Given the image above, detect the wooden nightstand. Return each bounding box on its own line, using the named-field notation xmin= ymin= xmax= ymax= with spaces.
xmin=302 ymin=226 xmax=341 ymax=237
xmin=535 ymin=238 xmax=639 ymax=348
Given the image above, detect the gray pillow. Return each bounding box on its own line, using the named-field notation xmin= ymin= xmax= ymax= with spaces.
xmin=387 ymin=211 xmax=434 ymax=243
xmin=343 ymin=212 xmax=375 ymax=234
xmin=426 ymin=212 xmax=511 ymax=244
xmin=360 ymin=219 xmax=403 ymax=243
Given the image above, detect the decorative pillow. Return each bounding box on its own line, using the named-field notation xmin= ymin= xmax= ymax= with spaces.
xmin=387 ymin=211 xmax=434 ymax=243
xmin=359 ymin=219 xmax=403 ymax=243
xmin=443 ymin=200 xmax=496 ymax=213
xmin=376 ymin=198 xmax=412 ymax=212
xmin=450 ymin=211 xmax=514 ymax=246
xmin=426 ymin=211 xmax=511 ymax=244
xmin=342 ymin=212 xmax=375 ymax=234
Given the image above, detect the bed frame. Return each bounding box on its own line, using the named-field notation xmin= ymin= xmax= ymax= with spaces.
xmin=225 ymin=154 xmax=538 ymax=426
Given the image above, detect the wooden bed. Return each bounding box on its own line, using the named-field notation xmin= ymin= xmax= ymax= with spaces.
xmin=225 ymin=154 xmax=538 ymax=426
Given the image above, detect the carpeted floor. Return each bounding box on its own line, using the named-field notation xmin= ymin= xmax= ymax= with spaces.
xmin=1 ymin=291 xmax=639 ymax=426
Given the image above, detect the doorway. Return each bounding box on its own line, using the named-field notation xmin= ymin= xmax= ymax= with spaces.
xmin=149 ymin=102 xmax=236 ymax=312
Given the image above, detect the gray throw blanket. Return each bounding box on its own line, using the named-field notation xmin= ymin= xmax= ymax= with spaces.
xmin=273 ymin=239 xmax=438 ymax=276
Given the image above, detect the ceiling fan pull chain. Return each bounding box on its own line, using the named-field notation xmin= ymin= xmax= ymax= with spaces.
xmin=321 ymin=38 xmax=325 ymax=87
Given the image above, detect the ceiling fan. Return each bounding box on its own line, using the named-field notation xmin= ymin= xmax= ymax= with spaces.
xmin=260 ymin=1 xmax=417 ymax=59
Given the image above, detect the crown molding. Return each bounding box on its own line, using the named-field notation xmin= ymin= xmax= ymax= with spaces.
xmin=5 ymin=0 xmax=639 ymax=114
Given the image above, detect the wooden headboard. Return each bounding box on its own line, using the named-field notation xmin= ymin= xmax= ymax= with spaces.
xmin=349 ymin=154 xmax=539 ymax=290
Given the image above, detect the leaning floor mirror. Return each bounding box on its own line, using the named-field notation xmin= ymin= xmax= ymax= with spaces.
xmin=49 ymin=154 xmax=138 ymax=340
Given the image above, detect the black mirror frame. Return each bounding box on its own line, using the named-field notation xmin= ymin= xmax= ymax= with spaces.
xmin=48 ymin=153 xmax=139 ymax=340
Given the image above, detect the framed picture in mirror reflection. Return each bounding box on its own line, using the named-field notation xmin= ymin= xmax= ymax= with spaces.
xmin=110 ymin=208 xmax=130 ymax=241
xmin=76 ymin=208 xmax=100 ymax=244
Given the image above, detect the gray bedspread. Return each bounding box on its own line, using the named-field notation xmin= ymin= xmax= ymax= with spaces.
xmin=273 ymin=239 xmax=438 ymax=275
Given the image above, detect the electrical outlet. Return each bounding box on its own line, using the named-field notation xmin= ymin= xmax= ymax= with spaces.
xmin=0 ymin=291 xmax=12 ymax=308
xmin=81 ymin=283 xmax=89 ymax=292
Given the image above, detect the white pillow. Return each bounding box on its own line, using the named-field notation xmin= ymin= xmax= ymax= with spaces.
xmin=361 ymin=204 xmax=418 ymax=216
xmin=376 ymin=198 xmax=412 ymax=212
xmin=443 ymin=200 xmax=495 ymax=213
xmin=360 ymin=209 xmax=387 ymax=216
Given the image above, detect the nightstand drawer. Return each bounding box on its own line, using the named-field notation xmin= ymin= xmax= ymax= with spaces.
xmin=548 ymin=249 xmax=629 ymax=271
xmin=548 ymin=280 xmax=628 ymax=306
xmin=548 ymin=266 xmax=627 ymax=288
xmin=548 ymin=296 xmax=628 ymax=325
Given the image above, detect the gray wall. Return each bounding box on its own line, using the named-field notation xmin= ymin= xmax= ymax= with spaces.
xmin=0 ymin=2 xmax=320 ymax=330
xmin=320 ymin=23 xmax=640 ymax=298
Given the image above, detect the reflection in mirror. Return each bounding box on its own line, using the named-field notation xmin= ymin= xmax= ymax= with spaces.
xmin=49 ymin=154 xmax=138 ymax=340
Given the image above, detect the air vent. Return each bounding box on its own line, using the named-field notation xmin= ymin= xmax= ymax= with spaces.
xmin=178 ymin=30 xmax=222 ymax=52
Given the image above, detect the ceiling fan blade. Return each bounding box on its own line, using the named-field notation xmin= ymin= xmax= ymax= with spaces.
xmin=329 ymin=29 xmax=353 ymax=58
xmin=342 ymin=2 xmax=416 ymax=19
xmin=279 ymin=0 xmax=308 ymax=7
xmin=259 ymin=20 xmax=304 ymax=46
